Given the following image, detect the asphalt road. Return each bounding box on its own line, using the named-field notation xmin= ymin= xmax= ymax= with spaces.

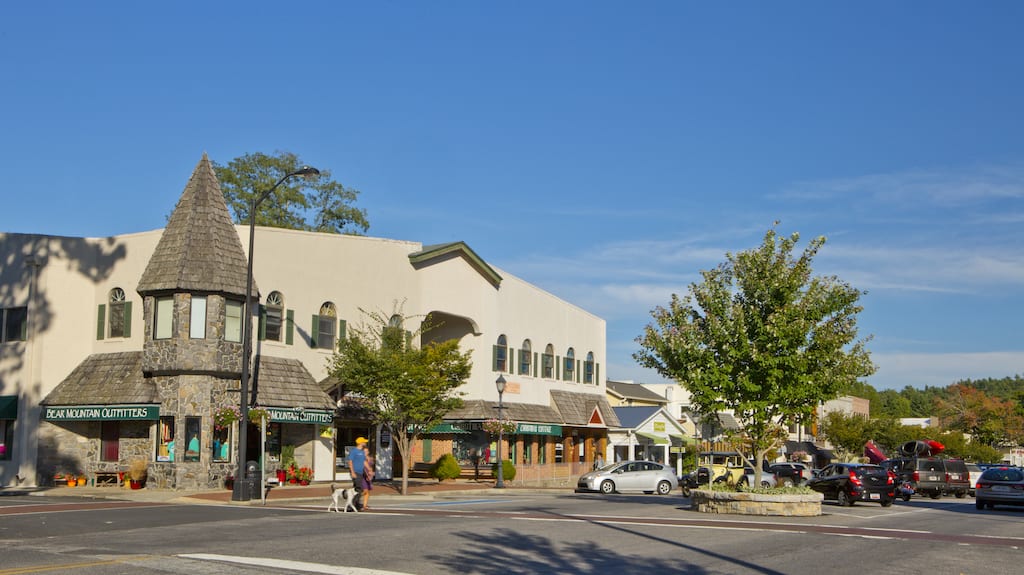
xmin=1 ymin=491 xmax=1021 ymax=574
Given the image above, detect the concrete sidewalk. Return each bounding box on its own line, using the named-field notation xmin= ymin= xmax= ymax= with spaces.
xmin=3 ymin=478 xmax=561 ymax=505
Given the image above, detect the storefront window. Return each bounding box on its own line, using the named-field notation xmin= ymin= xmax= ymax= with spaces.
xmin=157 ymin=416 xmax=174 ymax=461
xmin=184 ymin=417 xmax=201 ymax=462
xmin=523 ymin=438 xmax=532 ymax=464
xmin=452 ymin=430 xmax=488 ymax=466
xmin=212 ymin=424 xmax=231 ymax=462
xmin=538 ymin=436 xmax=547 ymax=464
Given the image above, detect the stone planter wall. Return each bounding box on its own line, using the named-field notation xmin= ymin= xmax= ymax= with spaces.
xmin=691 ymin=489 xmax=823 ymax=516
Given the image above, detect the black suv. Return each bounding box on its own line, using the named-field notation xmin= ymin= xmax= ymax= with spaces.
xmin=881 ymin=457 xmax=970 ymax=500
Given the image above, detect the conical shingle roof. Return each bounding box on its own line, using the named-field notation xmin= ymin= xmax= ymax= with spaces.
xmin=137 ymin=154 xmax=254 ymax=297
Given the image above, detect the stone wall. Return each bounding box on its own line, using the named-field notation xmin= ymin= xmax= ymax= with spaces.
xmin=691 ymin=489 xmax=823 ymax=516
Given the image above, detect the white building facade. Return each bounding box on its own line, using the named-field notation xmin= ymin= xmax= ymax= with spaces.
xmin=0 ymin=155 xmax=613 ymax=488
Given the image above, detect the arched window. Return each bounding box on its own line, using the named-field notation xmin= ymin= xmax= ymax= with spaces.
xmin=542 ymin=344 xmax=555 ymax=379
xmin=264 ymin=291 xmax=284 ymax=342
xmin=584 ymin=351 xmax=595 ymax=384
xmin=564 ymin=347 xmax=576 ymax=381
xmin=494 ymin=334 xmax=508 ymax=372
xmin=315 ymin=302 xmax=336 ymax=350
xmin=519 ymin=339 xmax=532 ymax=376
xmin=108 ymin=288 xmax=128 ymax=338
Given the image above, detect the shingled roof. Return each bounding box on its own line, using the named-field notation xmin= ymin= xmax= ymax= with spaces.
xmin=41 ymin=352 xmax=156 ymax=405
xmin=253 ymin=356 xmax=335 ymax=411
xmin=137 ymin=154 xmax=253 ymax=298
xmin=606 ymin=380 xmax=668 ymax=404
xmin=550 ymin=390 xmax=620 ymax=427
xmin=445 ymin=400 xmax=564 ymax=424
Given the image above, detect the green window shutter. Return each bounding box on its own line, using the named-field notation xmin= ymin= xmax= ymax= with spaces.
xmin=516 ymin=349 xmax=521 ymax=374
xmin=338 ymin=319 xmax=347 ymax=341
xmin=492 ymin=345 xmax=500 ymax=371
xmin=533 ymin=352 xmax=538 ymax=377
xmin=285 ymin=309 xmax=294 ymax=345
xmin=258 ymin=305 xmax=266 ymax=340
xmin=96 ymin=304 xmax=106 ymax=340
xmin=556 ymin=356 xmax=561 ymax=380
xmin=310 ymin=315 xmax=319 ymax=348
xmin=422 ymin=438 xmax=432 ymax=462
xmin=576 ymin=359 xmax=581 ymax=383
xmin=123 ymin=301 xmax=132 ymax=338
xmin=596 ymin=363 xmax=600 ymax=386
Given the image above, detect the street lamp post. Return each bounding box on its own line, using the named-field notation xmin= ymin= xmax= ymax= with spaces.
xmin=232 ymin=166 xmax=319 ymax=502
xmin=494 ymin=374 xmax=506 ymax=489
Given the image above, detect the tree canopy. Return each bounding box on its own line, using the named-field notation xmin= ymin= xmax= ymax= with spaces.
xmin=635 ymin=227 xmax=875 ymax=479
xmin=327 ymin=307 xmax=471 ymax=495
xmin=214 ymin=150 xmax=369 ymax=234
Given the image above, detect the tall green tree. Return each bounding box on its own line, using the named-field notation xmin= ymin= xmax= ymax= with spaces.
xmin=214 ymin=151 xmax=369 ymax=234
xmin=635 ymin=227 xmax=875 ymax=484
xmin=328 ymin=307 xmax=471 ymax=495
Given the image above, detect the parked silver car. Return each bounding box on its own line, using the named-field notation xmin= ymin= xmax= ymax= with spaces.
xmin=577 ymin=460 xmax=678 ymax=495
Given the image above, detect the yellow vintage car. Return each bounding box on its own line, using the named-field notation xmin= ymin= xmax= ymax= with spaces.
xmin=699 ymin=451 xmax=751 ymax=485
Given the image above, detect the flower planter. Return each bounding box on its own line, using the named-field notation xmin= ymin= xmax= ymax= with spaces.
xmin=129 ymin=479 xmax=143 ymax=490
xmin=690 ymin=489 xmax=823 ymax=516
xmin=300 ymin=480 xmax=310 ymax=486
xmin=77 ymin=477 xmax=87 ymax=486
xmin=66 ymin=478 xmax=76 ymax=487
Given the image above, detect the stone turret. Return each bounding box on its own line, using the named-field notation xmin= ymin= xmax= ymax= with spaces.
xmin=136 ymin=154 xmax=250 ymax=377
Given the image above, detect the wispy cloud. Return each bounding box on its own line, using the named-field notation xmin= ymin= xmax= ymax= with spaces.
xmin=777 ymin=163 xmax=1024 ymax=206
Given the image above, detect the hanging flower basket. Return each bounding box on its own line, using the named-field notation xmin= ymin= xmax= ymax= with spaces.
xmin=483 ymin=418 xmax=517 ymax=436
xmin=214 ymin=406 xmax=241 ymax=430
xmin=248 ymin=407 xmax=270 ymax=426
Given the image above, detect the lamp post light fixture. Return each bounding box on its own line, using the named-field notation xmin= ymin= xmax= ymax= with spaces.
xmin=494 ymin=374 xmax=506 ymax=489
xmin=232 ymin=166 xmax=320 ymax=502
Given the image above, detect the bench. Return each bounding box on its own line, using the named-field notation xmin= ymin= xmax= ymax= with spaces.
xmin=95 ymin=472 xmax=120 ymax=486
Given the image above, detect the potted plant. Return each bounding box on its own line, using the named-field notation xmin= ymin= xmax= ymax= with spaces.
xmin=297 ymin=466 xmax=312 ymax=485
xmin=77 ymin=474 xmax=87 ymax=487
xmin=127 ymin=459 xmax=148 ymax=489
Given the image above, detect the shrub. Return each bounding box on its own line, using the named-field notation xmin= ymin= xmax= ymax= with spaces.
xmin=128 ymin=459 xmax=148 ymax=481
xmin=491 ymin=459 xmax=516 ymax=481
xmin=430 ymin=453 xmax=462 ymax=481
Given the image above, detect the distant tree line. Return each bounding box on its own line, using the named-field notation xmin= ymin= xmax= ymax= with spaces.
xmin=820 ymin=375 xmax=1024 ymax=462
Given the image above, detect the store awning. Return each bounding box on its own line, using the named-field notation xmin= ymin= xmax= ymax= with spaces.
xmin=670 ymin=434 xmax=697 ymax=445
xmin=266 ymin=407 xmax=333 ymax=425
xmin=0 ymin=395 xmax=17 ymax=419
xmin=424 ymin=423 xmax=472 ymax=434
xmin=635 ymin=431 xmax=669 ymax=445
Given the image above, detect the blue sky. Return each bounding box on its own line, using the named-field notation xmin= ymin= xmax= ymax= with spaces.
xmin=2 ymin=1 xmax=1022 ymax=391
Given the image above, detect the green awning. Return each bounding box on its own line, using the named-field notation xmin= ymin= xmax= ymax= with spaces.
xmin=670 ymin=434 xmax=697 ymax=445
xmin=426 ymin=423 xmax=472 ymax=434
xmin=635 ymin=431 xmax=669 ymax=445
xmin=0 ymin=395 xmax=17 ymax=419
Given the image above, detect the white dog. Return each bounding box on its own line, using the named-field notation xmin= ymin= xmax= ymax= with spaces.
xmin=327 ymin=483 xmax=359 ymax=513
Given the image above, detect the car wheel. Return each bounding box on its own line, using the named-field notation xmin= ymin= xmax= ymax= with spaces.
xmin=738 ymin=477 xmax=749 ymax=487
xmin=600 ymin=480 xmax=615 ymax=494
xmin=881 ymin=499 xmax=893 ymax=508
xmin=954 ymin=491 xmax=966 ymax=499
xmin=781 ymin=478 xmax=794 ymax=487
xmin=761 ymin=480 xmax=772 ymax=488
xmin=902 ymin=491 xmax=912 ymax=502
xmin=929 ymin=492 xmax=941 ymax=500
xmin=656 ymin=481 xmax=672 ymax=495
xmin=976 ymin=499 xmax=985 ymax=510
xmin=836 ymin=490 xmax=853 ymax=507
xmin=681 ymin=486 xmax=692 ymax=498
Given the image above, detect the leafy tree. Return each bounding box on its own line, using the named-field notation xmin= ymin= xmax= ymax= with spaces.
xmin=635 ymin=227 xmax=875 ymax=485
xmin=875 ymin=389 xmax=913 ymax=419
xmin=935 ymin=384 xmax=1024 ymax=448
xmin=819 ymin=411 xmax=872 ymax=459
xmin=214 ymin=151 xmax=369 ymax=234
xmin=327 ymin=306 xmax=471 ymax=495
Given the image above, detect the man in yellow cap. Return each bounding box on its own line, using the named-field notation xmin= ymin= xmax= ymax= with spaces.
xmin=348 ymin=437 xmax=371 ymax=510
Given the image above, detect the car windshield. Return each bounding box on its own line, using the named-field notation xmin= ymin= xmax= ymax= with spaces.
xmin=981 ymin=468 xmax=1024 ymax=482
